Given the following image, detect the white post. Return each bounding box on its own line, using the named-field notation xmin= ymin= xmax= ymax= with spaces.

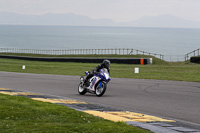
xmin=150 ymin=58 xmax=153 ymax=65
xmin=134 ymin=67 xmax=139 ymax=73
xmin=22 ymin=65 xmax=26 ymax=70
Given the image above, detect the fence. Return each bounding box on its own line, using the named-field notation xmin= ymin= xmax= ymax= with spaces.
xmin=163 ymin=55 xmax=185 ymax=62
xmin=0 ymin=48 xmax=164 ymax=60
xmin=185 ymin=48 xmax=200 ymax=61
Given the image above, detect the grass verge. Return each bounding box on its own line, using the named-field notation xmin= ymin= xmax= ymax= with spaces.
xmin=0 ymin=53 xmax=167 ymax=65
xmin=0 ymin=55 xmax=200 ymax=82
xmin=0 ymin=93 xmax=151 ymax=133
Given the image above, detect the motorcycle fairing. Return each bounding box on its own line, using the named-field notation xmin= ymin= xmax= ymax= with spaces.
xmin=89 ymin=76 xmax=101 ymax=91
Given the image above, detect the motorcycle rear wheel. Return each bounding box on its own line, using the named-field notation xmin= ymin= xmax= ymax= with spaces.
xmin=95 ymin=82 xmax=107 ymax=97
xmin=78 ymin=83 xmax=87 ymax=95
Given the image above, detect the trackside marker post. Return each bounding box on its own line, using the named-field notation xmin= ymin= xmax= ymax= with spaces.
xmin=150 ymin=58 xmax=153 ymax=65
xmin=140 ymin=58 xmax=144 ymax=65
xmin=22 ymin=65 xmax=26 ymax=70
xmin=134 ymin=67 xmax=139 ymax=73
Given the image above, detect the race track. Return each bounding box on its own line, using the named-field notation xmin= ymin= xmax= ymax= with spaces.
xmin=1 ymin=71 xmax=200 ymax=130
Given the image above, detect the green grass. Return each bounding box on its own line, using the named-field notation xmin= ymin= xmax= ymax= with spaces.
xmin=0 ymin=53 xmax=166 ymax=65
xmin=0 ymin=54 xmax=199 ymax=132
xmin=0 ymin=55 xmax=199 ymax=82
xmin=0 ymin=94 xmax=150 ymax=133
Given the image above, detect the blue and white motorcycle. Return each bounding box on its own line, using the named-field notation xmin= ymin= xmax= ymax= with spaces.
xmin=78 ymin=68 xmax=111 ymax=97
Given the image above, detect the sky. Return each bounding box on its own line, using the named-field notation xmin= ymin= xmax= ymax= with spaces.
xmin=0 ymin=0 xmax=200 ymax=22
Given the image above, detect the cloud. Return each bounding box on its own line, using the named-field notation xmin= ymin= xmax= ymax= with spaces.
xmin=0 ymin=0 xmax=200 ymax=22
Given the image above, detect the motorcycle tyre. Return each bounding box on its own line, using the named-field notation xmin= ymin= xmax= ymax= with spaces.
xmin=95 ymin=82 xmax=107 ymax=97
xmin=78 ymin=83 xmax=87 ymax=95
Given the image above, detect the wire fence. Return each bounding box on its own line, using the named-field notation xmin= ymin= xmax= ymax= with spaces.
xmin=163 ymin=55 xmax=185 ymax=62
xmin=0 ymin=48 xmax=164 ymax=60
xmin=185 ymin=48 xmax=200 ymax=61
xmin=2 ymin=48 xmax=199 ymax=62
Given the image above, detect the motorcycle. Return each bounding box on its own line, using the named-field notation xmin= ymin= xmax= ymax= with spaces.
xmin=78 ymin=68 xmax=111 ymax=97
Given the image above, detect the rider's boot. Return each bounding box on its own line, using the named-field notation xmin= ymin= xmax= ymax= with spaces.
xmin=83 ymin=79 xmax=90 ymax=87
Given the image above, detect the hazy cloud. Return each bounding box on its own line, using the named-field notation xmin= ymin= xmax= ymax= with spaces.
xmin=1 ymin=0 xmax=200 ymax=22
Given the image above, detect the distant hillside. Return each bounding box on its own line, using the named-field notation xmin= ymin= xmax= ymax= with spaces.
xmin=121 ymin=14 xmax=200 ymax=28
xmin=0 ymin=12 xmax=116 ymax=26
xmin=1 ymin=12 xmax=200 ymax=28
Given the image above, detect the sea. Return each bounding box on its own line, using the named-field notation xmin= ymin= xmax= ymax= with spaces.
xmin=0 ymin=25 xmax=200 ymax=61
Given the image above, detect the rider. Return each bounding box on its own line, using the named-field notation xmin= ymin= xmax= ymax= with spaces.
xmin=84 ymin=59 xmax=111 ymax=86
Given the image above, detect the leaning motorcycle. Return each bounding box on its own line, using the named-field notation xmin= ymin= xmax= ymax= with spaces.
xmin=78 ymin=68 xmax=111 ymax=97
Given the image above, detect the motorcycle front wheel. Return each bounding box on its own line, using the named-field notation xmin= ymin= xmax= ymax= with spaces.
xmin=78 ymin=83 xmax=87 ymax=95
xmin=95 ymin=82 xmax=107 ymax=97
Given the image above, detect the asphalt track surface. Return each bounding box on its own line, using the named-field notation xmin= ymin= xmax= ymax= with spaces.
xmin=1 ymin=71 xmax=200 ymax=130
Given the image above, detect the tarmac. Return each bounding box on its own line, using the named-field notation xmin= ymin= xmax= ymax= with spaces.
xmin=0 ymin=71 xmax=200 ymax=133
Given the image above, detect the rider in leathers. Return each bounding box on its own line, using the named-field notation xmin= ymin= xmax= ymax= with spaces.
xmin=84 ymin=60 xmax=110 ymax=86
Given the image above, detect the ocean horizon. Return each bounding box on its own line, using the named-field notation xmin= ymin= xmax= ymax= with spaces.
xmin=0 ymin=25 xmax=199 ymax=61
